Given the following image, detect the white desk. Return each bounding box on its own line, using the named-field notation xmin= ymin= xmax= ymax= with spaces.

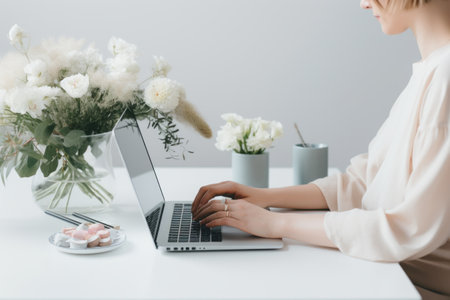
xmin=0 ymin=168 xmax=420 ymax=300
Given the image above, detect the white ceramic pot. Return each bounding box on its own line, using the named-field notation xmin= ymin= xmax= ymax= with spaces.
xmin=232 ymin=152 xmax=269 ymax=188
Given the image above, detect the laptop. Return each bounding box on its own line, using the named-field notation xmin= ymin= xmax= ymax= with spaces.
xmin=113 ymin=109 xmax=284 ymax=251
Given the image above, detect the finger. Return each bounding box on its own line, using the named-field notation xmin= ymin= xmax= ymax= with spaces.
xmin=199 ymin=211 xmax=228 ymax=225
xmin=194 ymin=200 xmax=226 ymax=220
xmin=192 ymin=181 xmax=236 ymax=213
xmin=205 ymin=217 xmax=244 ymax=231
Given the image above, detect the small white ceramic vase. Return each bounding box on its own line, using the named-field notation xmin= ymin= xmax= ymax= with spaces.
xmin=231 ymin=152 xmax=269 ymax=188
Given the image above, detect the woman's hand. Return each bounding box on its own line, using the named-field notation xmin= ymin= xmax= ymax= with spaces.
xmin=191 ymin=181 xmax=271 ymax=215
xmin=193 ymin=198 xmax=284 ymax=239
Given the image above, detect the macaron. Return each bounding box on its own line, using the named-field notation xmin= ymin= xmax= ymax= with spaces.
xmin=87 ymin=234 xmax=100 ymax=248
xmin=54 ymin=233 xmax=70 ymax=248
xmin=97 ymin=229 xmax=110 ymax=239
xmin=88 ymin=223 xmax=105 ymax=234
xmin=99 ymin=237 xmax=112 ymax=247
xmin=71 ymin=230 xmax=90 ymax=240
xmin=76 ymin=222 xmax=90 ymax=231
xmin=68 ymin=238 xmax=88 ymax=249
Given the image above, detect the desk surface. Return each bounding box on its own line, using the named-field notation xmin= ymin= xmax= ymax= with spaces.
xmin=0 ymin=167 xmax=420 ymax=300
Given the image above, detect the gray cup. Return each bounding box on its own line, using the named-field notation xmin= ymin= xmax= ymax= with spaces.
xmin=293 ymin=143 xmax=328 ymax=185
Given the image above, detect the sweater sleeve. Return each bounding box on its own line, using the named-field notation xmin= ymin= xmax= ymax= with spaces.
xmin=312 ymin=153 xmax=368 ymax=211
xmin=322 ymin=66 xmax=450 ymax=262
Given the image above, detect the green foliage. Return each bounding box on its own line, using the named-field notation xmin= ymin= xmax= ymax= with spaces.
xmin=34 ymin=121 xmax=56 ymax=144
xmin=15 ymin=143 xmax=41 ymax=177
xmin=0 ymin=87 xmax=188 ymax=185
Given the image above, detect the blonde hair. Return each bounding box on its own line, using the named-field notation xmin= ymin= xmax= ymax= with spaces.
xmin=373 ymin=0 xmax=430 ymax=11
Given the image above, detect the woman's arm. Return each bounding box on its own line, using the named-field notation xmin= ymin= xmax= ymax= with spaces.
xmin=265 ymin=183 xmax=328 ymax=210
xmin=191 ymin=181 xmax=329 ymax=214
xmin=194 ymin=198 xmax=336 ymax=249
xmin=279 ymin=212 xmax=336 ymax=248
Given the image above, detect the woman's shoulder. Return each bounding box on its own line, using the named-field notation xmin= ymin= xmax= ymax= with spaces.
xmin=432 ymin=45 xmax=450 ymax=82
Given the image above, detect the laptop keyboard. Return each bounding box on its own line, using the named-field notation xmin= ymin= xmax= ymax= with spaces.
xmin=168 ymin=203 xmax=222 ymax=243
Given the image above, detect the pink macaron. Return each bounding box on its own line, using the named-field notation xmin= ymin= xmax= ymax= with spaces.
xmin=97 ymin=230 xmax=110 ymax=239
xmin=71 ymin=230 xmax=90 ymax=240
xmin=88 ymin=223 xmax=105 ymax=234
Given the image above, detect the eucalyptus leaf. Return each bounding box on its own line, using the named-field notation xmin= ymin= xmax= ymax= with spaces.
xmin=63 ymin=130 xmax=85 ymax=148
xmin=64 ymin=146 xmax=78 ymax=156
xmin=41 ymin=157 xmax=58 ymax=177
xmin=34 ymin=121 xmax=56 ymax=144
xmin=19 ymin=143 xmax=42 ymax=160
xmin=43 ymin=145 xmax=57 ymax=160
xmin=15 ymin=154 xmax=40 ymax=177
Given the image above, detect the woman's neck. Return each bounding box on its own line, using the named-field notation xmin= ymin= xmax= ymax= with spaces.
xmin=410 ymin=1 xmax=450 ymax=60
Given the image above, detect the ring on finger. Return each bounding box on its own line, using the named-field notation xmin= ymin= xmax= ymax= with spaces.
xmin=226 ymin=211 xmax=229 ymax=217
xmin=224 ymin=203 xmax=228 ymax=212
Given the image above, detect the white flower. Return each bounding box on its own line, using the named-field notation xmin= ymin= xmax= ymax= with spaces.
xmin=24 ymin=59 xmax=48 ymax=86
xmin=60 ymin=74 xmax=89 ymax=98
xmin=107 ymin=54 xmax=139 ymax=75
xmin=152 ymin=56 xmax=171 ymax=77
xmin=0 ymin=52 xmax=27 ymax=91
xmin=29 ymin=37 xmax=84 ymax=83
xmin=8 ymin=24 xmax=25 ymax=47
xmin=5 ymin=86 xmax=61 ymax=118
xmin=247 ymin=127 xmax=272 ymax=151
xmin=108 ymin=37 xmax=137 ymax=57
xmin=144 ymin=77 xmax=182 ymax=113
xmin=221 ymin=113 xmax=243 ymax=126
xmin=215 ymin=114 xmax=283 ymax=153
xmin=68 ymin=47 xmax=103 ymax=74
xmin=215 ymin=123 xmax=240 ymax=151
xmin=270 ymin=121 xmax=283 ymax=139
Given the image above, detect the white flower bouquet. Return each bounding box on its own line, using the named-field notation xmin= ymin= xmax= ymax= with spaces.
xmin=0 ymin=24 xmax=211 ymax=210
xmin=215 ymin=113 xmax=283 ymax=154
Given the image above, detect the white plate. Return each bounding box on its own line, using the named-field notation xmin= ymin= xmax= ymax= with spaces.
xmin=49 ymin=230 xmax=126 ymax=254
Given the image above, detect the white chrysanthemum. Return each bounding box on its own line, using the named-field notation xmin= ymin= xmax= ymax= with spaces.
xmin=5 ymin=86 xmax=61 ymax=118
xmin=108 ymin=37 xmax=137 ymax=57
xmin=247 ymin=128 xmax=272 ymax=151
xmin=221 ymin=113 xmax=243 ymax=126
xmin=270 ymin=121 xmax=283 ymax=139
xmin=60 ymin=74 xmax=89 ymax=98
xmin=144 ymin=77 xmax=182 ymax=113
xmin=152 ymin=56 xmax=171 ymax=77
xmin=215 ymin=123 xmax=241 ymax=151
xmin=216 ymin=115 xmax=283 ymax=153
xmin=0 ymin=52 xmax=27 ymax=90
xmin=8 ymin=24 xmax=25 ymax=47
xmin=24 ymin=59 xmax=48 ymax=86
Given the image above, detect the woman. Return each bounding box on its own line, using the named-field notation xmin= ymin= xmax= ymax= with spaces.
xmin=191 ymin=0 xmax=450 ymax=298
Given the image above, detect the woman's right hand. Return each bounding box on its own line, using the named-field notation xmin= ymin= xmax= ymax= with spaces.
xmin=191 ymin=181 xmax=270 ymax=216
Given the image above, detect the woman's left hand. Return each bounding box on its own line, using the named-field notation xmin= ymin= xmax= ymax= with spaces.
xmin=193 ymin=199 xmax=284 ymax=239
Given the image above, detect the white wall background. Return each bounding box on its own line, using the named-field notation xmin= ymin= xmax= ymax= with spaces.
xmin=0 ymin=0 xmax=420 ymax=170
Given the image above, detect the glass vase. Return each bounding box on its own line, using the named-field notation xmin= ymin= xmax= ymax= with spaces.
xmin=32 ymin=131 xmax=115 ymax=214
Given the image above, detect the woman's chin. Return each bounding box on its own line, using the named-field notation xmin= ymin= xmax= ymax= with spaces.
xmin=381 ymin=24 xmax=408 ymax=35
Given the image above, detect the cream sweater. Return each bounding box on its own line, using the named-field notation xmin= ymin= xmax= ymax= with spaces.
xmin=313 ymin=43 xmax=450 ymax=296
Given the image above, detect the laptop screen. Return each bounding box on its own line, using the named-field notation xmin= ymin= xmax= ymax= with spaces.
xmin=113 ymin=110 xmax=164 ymax=247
